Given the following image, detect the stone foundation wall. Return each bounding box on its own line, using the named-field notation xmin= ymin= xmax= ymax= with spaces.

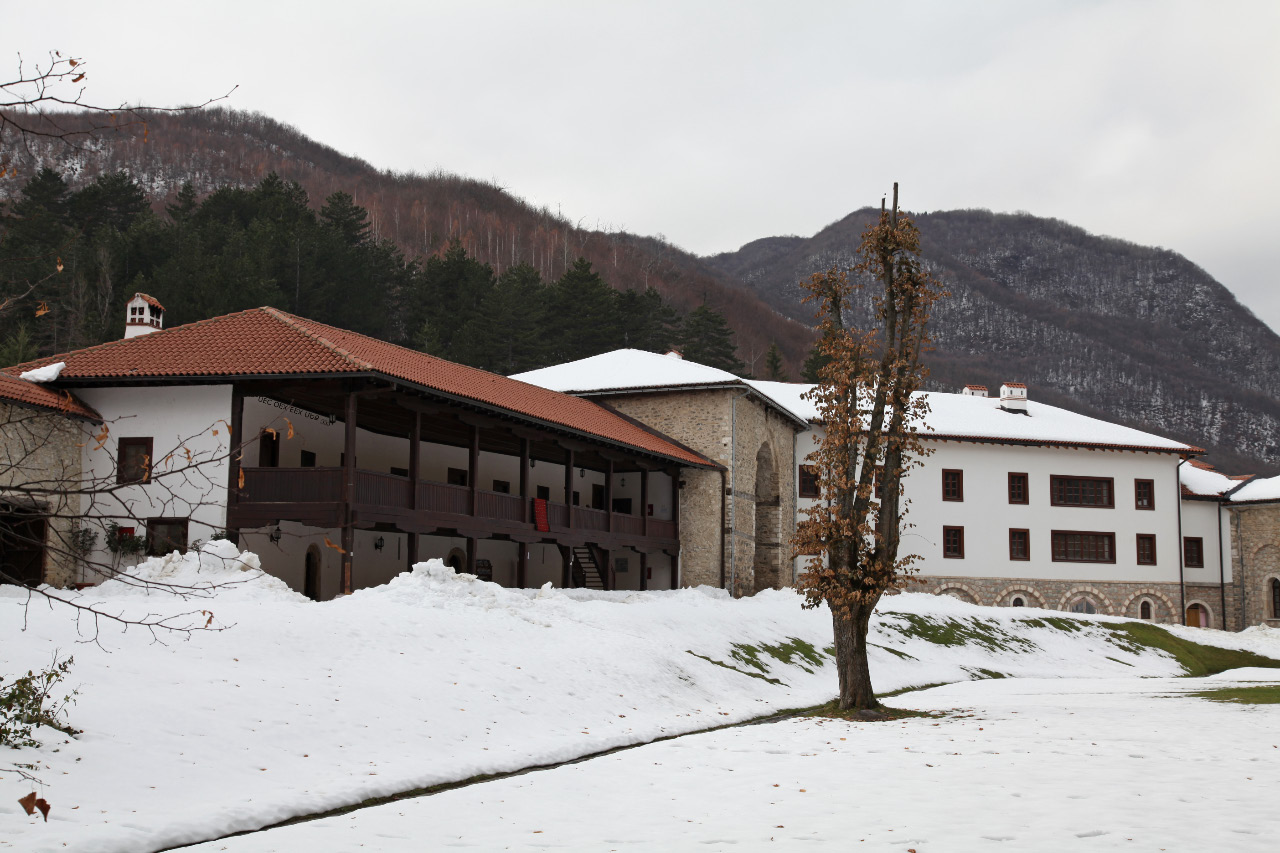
xmin=0 ymin=402 xmax=89 ymax=587
xmin=919 ymin=573 xmax=1239 ymax=627
xmin=1228 ymin=505 xmax=1280 ymax=630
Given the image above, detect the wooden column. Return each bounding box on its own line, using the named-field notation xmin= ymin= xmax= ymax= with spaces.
xmin=407 ymin=411 xmax=420 ymax=569
xmin=340 ymin=391 xmax=358 ymax=595
xmin=640 ymin=467 xmax=649 ymax=537
xmin=468 ymin=423 xmax=480 ymax=516
xmin=466 ymin=535 xmax=477 ymax=575
xmin=672 ymin=468 xmax=681 ymax=590
xmin=517 ymin=544 xmax=528 ymax=588
xmin=605 ymin=458 xmax=614 ymax=531
xmin=225 ymin=387 xmax=245 ymax=547
xmin=564 ymin=448 xmax=575 ymax=528
xmin=639 ymin=551 xmax=648 ymax=592
xmin=519 ymin=438 xmax=530 ymax=524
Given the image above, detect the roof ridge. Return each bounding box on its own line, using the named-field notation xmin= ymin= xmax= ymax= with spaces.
xmin=261 ymin=307 xmax=375 ymax=371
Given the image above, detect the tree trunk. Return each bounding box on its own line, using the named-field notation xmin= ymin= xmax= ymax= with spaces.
xmin=832 ymin=602 xmax=878 ymax=710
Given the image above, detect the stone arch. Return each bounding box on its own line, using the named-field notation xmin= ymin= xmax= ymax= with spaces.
xmin=303 ymin=544 xmax=322 ymax=601
xmin=992 ymin=585 xmax=1047 ymax=609
xmin=1058 ymin=586 xmax=1116 ymax=615
xmin=935 ymin=583 xmax=980 ymax=604
xmin=751 ymin=442 xmax=782 ymax=594
xmin=1185 ymin=599 xmax=1214 ymax=628
xmin=1120 ymin=588 xmax=1176 ymax=622
xmin=445 ymin=547 xmax=467 ymax=572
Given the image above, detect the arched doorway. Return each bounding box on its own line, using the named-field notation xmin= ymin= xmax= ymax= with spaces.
xmin=1185 ymin=603 xmax=1209 ymax=627
xmin=752 ymin=443 xmax=781 ymax=594
xmin=445 ymin=547 xmax=466 ymax=572
xmin=303 ymin=546 xmax=321 ymax=601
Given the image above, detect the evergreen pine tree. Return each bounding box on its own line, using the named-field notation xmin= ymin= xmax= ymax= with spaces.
xmin=765 ymin=342 xmax=786 ymax=380
xmin=547 ymin=257 xmax=620 ymax=362
xmin=679 ymin=303 xmax=743 ymax=373
xmin=617 ymin=287 xmax=679 ymax=352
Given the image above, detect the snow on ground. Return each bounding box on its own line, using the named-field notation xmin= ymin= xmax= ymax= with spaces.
xmin=192 ymin=673 xmax=1280 ymax=853
xmin=3 ymin=546 xmax=1277 ymax=852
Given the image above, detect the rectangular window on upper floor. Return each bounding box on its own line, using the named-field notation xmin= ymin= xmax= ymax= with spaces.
xmin=1051 ymin=530 xmax=1116 ymax=563
xmin=1135 ymin=479 xmax=1155 ymax=510
xmin=942 ymin=469 xmax=964 ymax=502
xmin=798 ymin=465 xmax=820 ymax=498
xmin=1183 ymin=537 xmax=1205 ymax=568
xmin=1008 ymin=472 xmax=1028 ymax=505
xmin=1050 ymin=476 xmax=1114 ymax=508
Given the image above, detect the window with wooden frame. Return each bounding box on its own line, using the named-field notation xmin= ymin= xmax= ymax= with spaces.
xmin=1051 ymin=530 xmax=1116 ymax=563
xmin=942 ymin=469 xmax=964 ymax=502
xmin=1009 ymin=528 xmax=1030 ymax=561
xmin=1272 ymin=578 xmax=1280 ymax=619
xmin=492 ymin=480 xmax=511 ymax=494
xmin=1183 ymin=537 xmax=1205 ymax=568
xmin=1136 ymin=534 xmax=1157 ymax=565
xmin=447 ymin=467 xmax=468 ymax=487
xmin=146 ymin=517 xmax=189 ymax=556
xmin=1050 ymin=476 xmax=1114 ymax=508
xmin=1008 ymin=472 xmax=1028 ymax=505
xmin=1134 ymin=479 xmax=1155 ymax=510
xmin=300 ymin=450 xmax=317 ymax=468
xmin=943 ymin=526 xmax=965 ymax=558
xmin=117 ymin=437 xmax=153 ymax=484
xmin=258 ymin=429 xmax=280 ymax=467
xmin=798 ymin=465 xmax=820 ymax=498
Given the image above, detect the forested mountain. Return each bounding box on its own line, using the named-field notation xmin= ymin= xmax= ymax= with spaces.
xmin=706 ymin=210 xmax=1280 ymax=474
xmin=3 ymin=108 xmax=1277 ymax=472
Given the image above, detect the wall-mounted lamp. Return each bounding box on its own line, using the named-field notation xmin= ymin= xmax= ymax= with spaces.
xmin=374 ymin=536 xmax=386 ymax=552
xmin=530 ymin=459 xmax=537 ymax=468
xmin=269 ymin=526 xmax=282 ymax=544
xmin=579 ymin=467 xmax=586 ymax=478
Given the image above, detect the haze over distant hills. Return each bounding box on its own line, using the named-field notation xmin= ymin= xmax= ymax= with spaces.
xmin=5 ymin=108 xmax=1278 ymax=473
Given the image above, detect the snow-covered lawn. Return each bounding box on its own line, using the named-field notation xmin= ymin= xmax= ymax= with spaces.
xmin=4 ymin=543 xmax=1278 ymax=852
xmin=187 ymin=672 xmax=1280 ymax=853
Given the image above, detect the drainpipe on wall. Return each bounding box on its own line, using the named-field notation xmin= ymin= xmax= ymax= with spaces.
xmin=719 ymin=468 xmax=728 ymax=590
xmin=1217 ymin=500 xmax=1228 ymax=629
xmin=1233 ymin=509 xmax=1247 ymax=628
xmin=1176 ymin=458 xmax=1188 ymax=624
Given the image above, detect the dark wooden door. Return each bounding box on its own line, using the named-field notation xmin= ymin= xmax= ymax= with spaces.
xmin=304 ymin=549 xmax=320 ymax=601
xmin=0 ymin=514 xmax=46 ymax=586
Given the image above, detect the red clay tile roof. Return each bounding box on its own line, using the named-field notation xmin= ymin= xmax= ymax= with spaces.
xmin=133 ymin=293 xmax=165 ymax=311
xmin=1001 ymin=382 xmax=1027 ymax=389
xmin=4 ymin=308 xmax=713 ymax=468
xmin=0 ymin=373 xmax=100 ymax=421
xmin=963 ymin=384 xmax=988 ymax=391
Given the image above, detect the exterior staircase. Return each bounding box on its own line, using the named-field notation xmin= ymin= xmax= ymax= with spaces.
xmin=571 ymin=545 xmax=608 ymax=590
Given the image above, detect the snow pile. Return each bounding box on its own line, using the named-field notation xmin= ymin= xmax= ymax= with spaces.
xmin=77 ymin=539 xmax=303 ymax=604
xmin=4 ymin=560 xmax=1279 ymax=853
xmin=18 ymin=361 xmax=65 ymax=383
xmin=1180 ymin=461 xmax=1241 ymax=496
xmin=1230 ymin=473 xmax=1280 ymax=503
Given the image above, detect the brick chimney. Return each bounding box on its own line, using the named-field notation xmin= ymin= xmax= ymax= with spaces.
xmin=960 ymin=384 xmax=988 ymax=397
xmin=125 ymin=293 xmax=165 ymax=339
xmin=1000 ymin=382 xmax=1028 ymax=414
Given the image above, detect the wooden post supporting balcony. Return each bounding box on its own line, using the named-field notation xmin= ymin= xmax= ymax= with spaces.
xmin=468 ymin=423 xmax=480 ymax=516
xmin=466 ymin=535 xmax=477 ymax=575
xmin=407 ymin=411 xmax=420 ymax=569
xmin=605 ymin=459 xmax=613 ymax=532
xmin=517 ymin=544 xmax=527 ymax=588
xmin=519 ymin=438 xmax=530 ymax=524
xmin=225 ymin=387 xmax=245 ymax=546
xmin=640 ymin=467 xmax=649 ymax=538
xmin=639 ymin=551 xmax=648 ymax=591
xmin=341 ymin=391 xmax=357 ymax=595
xmin=564 ymin=448 xmax=575 ymax=529
xmin=671 ymin=467 xmax=680 ymax=590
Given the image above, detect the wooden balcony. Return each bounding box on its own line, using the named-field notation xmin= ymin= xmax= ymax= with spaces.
xmin=232 ymin=466 xmax=677 ymax=551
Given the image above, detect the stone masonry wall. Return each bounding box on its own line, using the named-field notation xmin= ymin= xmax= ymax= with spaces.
xmin=603 ymin=388 xmax=799 ymax=595
xmin=1227 ymin=505 xmax=1280 ymax=629
xmin=0 ymin=402 xmax=88 ymax=587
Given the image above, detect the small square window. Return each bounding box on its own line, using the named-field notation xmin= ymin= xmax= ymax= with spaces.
xmin=147 ymin=518 xmax=189 ymax=556
xmin=492 ymin=479 xmax=511 ymax=494
xmin=300 ymin=450 xmax=317 ymax=468
xmin=943 ymin=526 xmax=964 ymax=558
xmin=1137 ymin=534 xmax=1157 ymax=565
xmin=942 ymin=470 xmax=964 ymax=502
xmin=536 ymin=485 xmax=551 ymax=501
xmin=118 ymin=437 xmax=153 ymax=484
xmin=447 ymin=467 xmax=468 ymax=487
xmin=1009 ymin=529 xmax=1030 ymax=561
xmin=1008 ymin=473 xmax=1028 ymax=505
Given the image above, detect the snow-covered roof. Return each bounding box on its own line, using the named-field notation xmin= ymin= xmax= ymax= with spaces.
xmin=518 ymin=352 xmax=1200 ymax=455
xmin=1180 ymin=462 xmax=1240 ymax=498
xmin=512 ymin=350 xmax=809 ymax=426
xmin=1227 ymin=475 xmax=1280 ymax=504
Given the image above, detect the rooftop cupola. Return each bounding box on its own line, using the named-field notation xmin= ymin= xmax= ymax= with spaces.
xmin=1000 ymin=382 xmax=1028 ymax=414
xmin=960 ymin=384 xmax=988 ymax=397
xmin=125 ymin=293 xmax=165 ymax=338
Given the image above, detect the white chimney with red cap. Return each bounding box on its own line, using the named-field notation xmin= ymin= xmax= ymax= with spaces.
xmin=125 ymin=293 xmax=165 ymax=339
xmin=1000 ymin=382 xmax=1028 ymax=413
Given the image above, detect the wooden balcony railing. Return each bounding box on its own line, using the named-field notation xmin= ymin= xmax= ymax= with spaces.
xmin=239 ymin=468 xmax=677 ymax=542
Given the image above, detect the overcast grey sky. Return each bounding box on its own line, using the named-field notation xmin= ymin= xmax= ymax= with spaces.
xmin=9 ymin=1 xmax=1280 ymax=328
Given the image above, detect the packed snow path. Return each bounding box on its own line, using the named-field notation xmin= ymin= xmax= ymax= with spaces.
xmin=187 ymin=672 xmax=1280 ymax=853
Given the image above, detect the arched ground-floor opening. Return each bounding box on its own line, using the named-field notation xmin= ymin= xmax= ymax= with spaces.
xmin=751 ymin=443 xmax=782 ymax=595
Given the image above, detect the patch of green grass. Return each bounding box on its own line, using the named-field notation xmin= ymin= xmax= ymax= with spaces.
xmin=1188 ymin=684 xmax=1280 ymax=704
xmin=1106 ymin=622 xmax=1280 ymax=677
xmin=880 ymin=613 xmax=1038 ymax=653
xmin=685 ymin=651 xmax=783 ymax=685
xmin=728 ymin=638 xmax=828 ymax=675
xmin=966 ymin=667 xmax=1007 ymax=680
